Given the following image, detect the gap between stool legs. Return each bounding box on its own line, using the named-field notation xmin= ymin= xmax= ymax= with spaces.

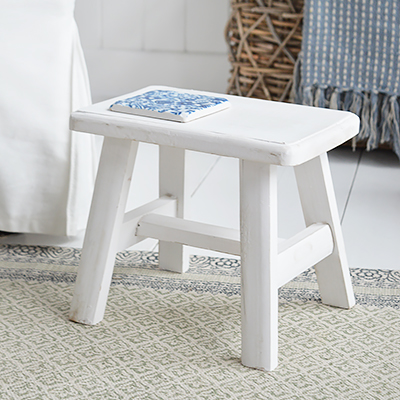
xmin=240 ymin=160 xmax=279 ymax=371
xmin=294 ymin=153 xmax=355 ymax=309
xmin=69 ymin=137 xmax=139 ymax=325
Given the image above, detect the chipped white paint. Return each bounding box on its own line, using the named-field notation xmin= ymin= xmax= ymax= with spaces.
xmin=117 ymin=196 xmax=177 ymax=252
xmin=240 ymin=160 xmax=279 ymax=371
xmin=137 ymin=213 xmax=241 ymax=256
xmin=158 ymin=146 xmax=190 ymax=273
xmin=69 ymin=137 xmax=138 ymax=325
xmin=71 ymin=86 xmax=360 ymax=166
xmin=69 ymin=86 xmax=359 ymax=371
xmin=294 ymin=154 xmax=356 ymax=309
xmin=277 ymin=223 xmax=334 ymax=288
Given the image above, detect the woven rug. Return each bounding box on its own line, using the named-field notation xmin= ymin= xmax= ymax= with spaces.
xmin=0 ymin=244 xmax=400 ymax=399
xmin=294 ymin=0 xmax=400 ymax=157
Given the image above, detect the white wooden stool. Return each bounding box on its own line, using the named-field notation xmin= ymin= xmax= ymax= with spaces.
xmin=69 ymin=86 xmax=358 ymax=371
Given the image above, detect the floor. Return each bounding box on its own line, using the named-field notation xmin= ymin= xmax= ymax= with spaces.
xmin=2 ymin=145 xmax=400 ymax=270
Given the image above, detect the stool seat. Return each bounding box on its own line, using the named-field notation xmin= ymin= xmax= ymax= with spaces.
xmin=69 ymin=86 xmax=359 ymax=372
xmin=72 ymin=85 xmax=359 ymax=166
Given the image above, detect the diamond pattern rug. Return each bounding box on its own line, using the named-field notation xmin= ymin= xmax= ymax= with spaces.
xmin=0 ymin=244 xmax=399 ymax=399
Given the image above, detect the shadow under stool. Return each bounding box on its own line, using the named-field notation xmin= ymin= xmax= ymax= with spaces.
xmin=69 ymin=86 xmax=359 ymax=371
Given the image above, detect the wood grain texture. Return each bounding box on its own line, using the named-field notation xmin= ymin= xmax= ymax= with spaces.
xmin=69 ymin=138 xmax=138 ymax=325
xmin=295 ymin=154 xmax=355 ymax=309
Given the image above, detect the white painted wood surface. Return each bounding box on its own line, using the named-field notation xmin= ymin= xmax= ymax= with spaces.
xmin=70 ymin=86 xmax=360 ymax=166
xmin=240 ymin=160 xmax=279 ymax=371
xmin=69 ymin=137 xmax=138 ymax=325
xmin=276 ymin=223 xmax=334 ymax=288
xmin=294 ymin=154 xmax=356 ymax=309
xmin=69 ymin=88 xmax=358 ymax=371
xmin=136 ymin=216 xmax=333 ymax=286
xmin=158 ymin=146 xmax=190 ymax=273
xmin=137 ymin=213 xmax=241 ymax=255
xmin=117 ymin=196 xmax=177 ymax=252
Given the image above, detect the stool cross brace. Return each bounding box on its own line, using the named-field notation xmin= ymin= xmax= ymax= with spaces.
xmin=69 ymin=139 xmax=355 ymax=372
xmin=68 ymin=86 xmax=357 ymax=371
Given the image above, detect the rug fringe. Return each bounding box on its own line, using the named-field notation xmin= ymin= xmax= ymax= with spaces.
xmin=292 ymin=55 xmax=400 ymax=159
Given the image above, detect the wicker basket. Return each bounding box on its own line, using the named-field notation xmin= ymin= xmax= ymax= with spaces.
xmin=225 ymin=0 xmax=304 ymax=102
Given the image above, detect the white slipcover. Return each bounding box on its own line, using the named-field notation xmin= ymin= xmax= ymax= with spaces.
xmin=0 ymin=0 xmax=96 ymax=235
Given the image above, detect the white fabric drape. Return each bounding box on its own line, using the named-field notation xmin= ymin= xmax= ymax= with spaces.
xmin=0 ymin=0 xmax=96 ymax=235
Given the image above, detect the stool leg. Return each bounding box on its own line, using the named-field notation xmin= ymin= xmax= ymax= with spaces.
xmin=158 ymin=146 xmax=189 ymax=273
xmin=294 ymin=153 xmax=355 ymax=309
xmin=69 ymin=137 xmax=138 ymax=325
xmin=240 ymin=160 xmax=279 ymax=371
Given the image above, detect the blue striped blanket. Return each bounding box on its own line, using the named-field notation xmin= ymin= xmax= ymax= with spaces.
xmin=294 ymin=0 xmax=400 ymax=157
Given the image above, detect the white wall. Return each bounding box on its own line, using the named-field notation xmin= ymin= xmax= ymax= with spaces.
xmin=74 ymin=0 xmax=231 ymax=102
